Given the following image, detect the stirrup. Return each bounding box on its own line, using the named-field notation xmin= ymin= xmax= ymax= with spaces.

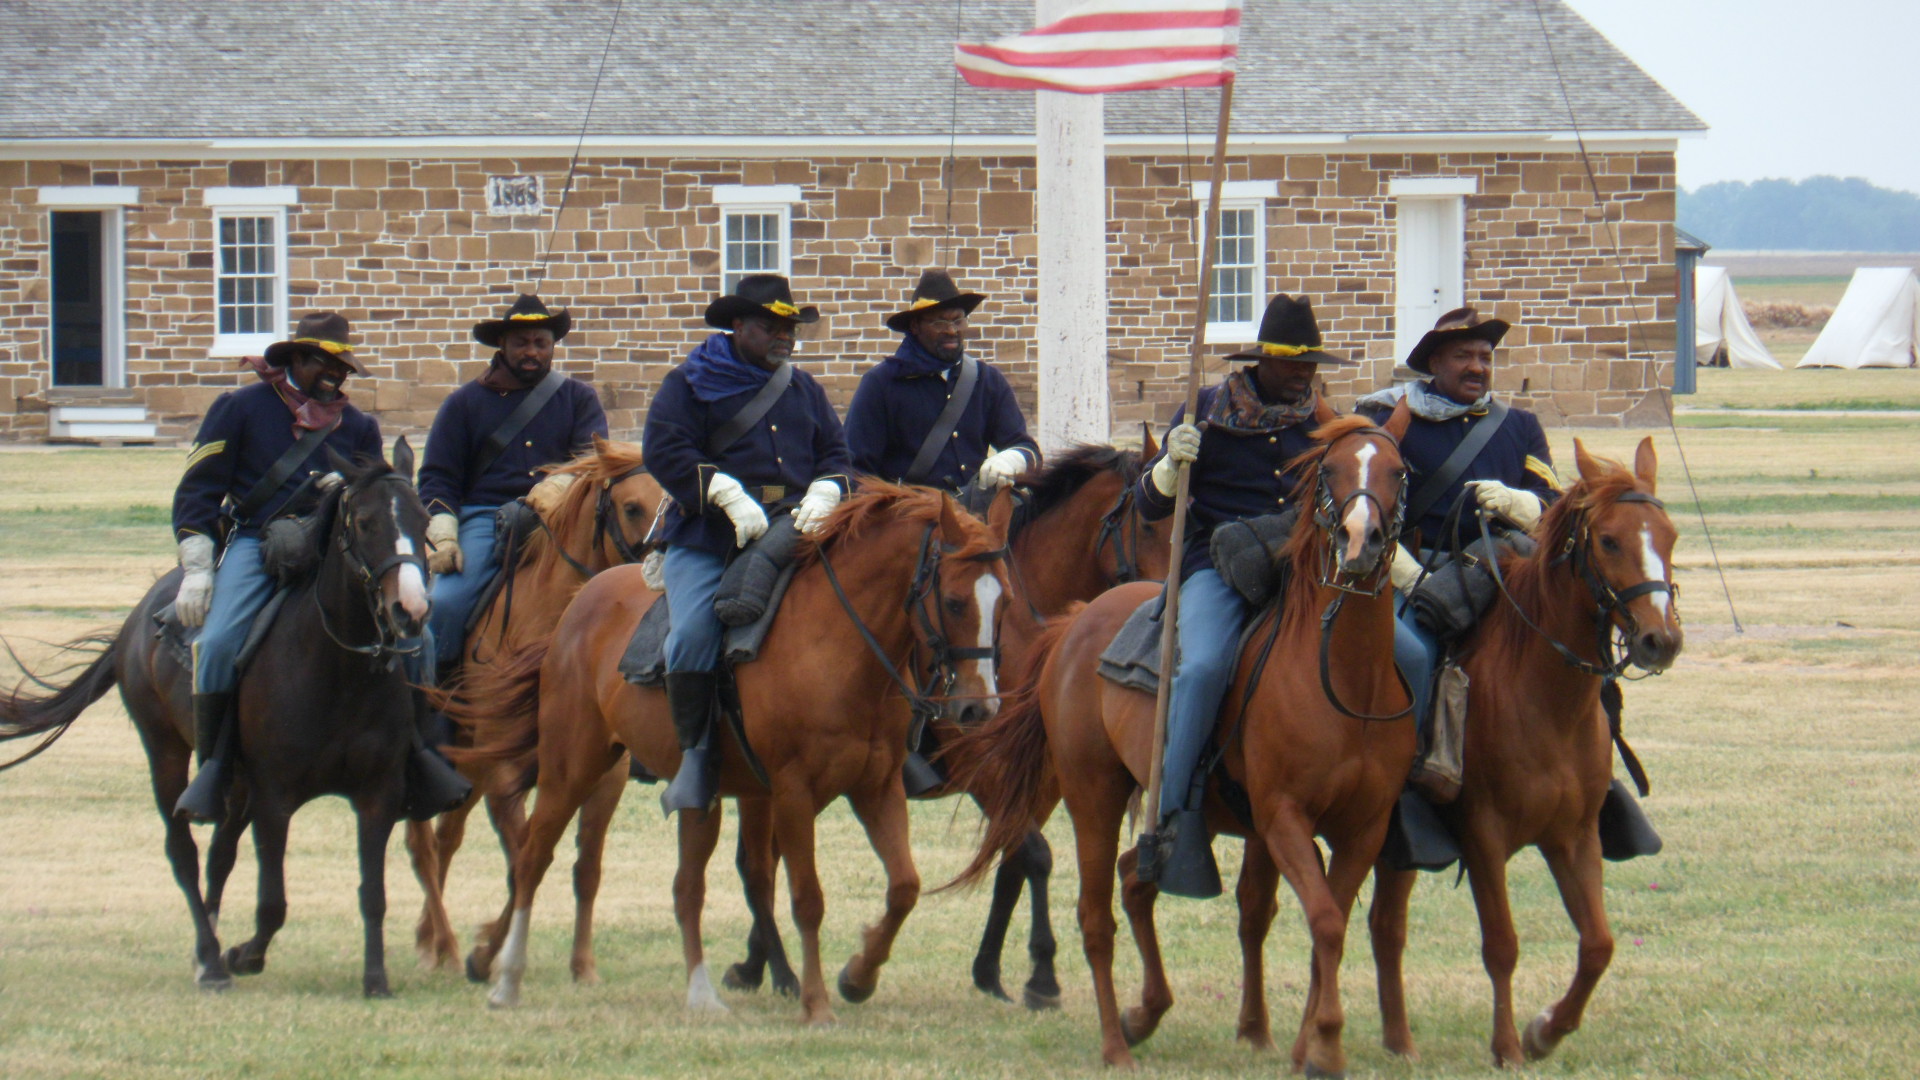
xmin=660 ymin=727 xmax=716 ymax=815
xmin=173 ymin=759 xmax=230 ymax=824
xmin=902 ymin=751 xmax=944 ymax=798
xmin=404 ymin=747 xmax=473 ymax=822
xmin=1155 ymin=808 xmax=1222 ymax=900
xmin=1384 ymin=788 xmax=1461 ymax=872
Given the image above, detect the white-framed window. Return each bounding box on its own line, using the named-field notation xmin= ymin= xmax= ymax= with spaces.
xmin=711 ymin=185 xmax=803 ymax=293
xmin=202 ymin=187 xmax=297 ymax=356
xmin=1192 ymin=181 xmax=1278 ymax=343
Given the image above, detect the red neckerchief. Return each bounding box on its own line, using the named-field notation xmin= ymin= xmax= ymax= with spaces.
xmin=242 ymin=355 xmax=349 ymax=434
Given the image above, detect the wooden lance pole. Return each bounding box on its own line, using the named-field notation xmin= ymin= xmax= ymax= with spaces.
xmin=1140 ymin=77 xmax=1235 ymax=861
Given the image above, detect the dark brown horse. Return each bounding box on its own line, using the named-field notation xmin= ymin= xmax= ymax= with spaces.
xmin=407 ymin=437 xmax=662 ymax=982
xmin=452 ymin=484 xmax=1011 ymax=1022
xmin=951 ymin=407 xmax=1416 ymax=1072
xmin=0 ymin=444 xmax=432 ymax=996
xmin=720 ymin=441 xmax=1174 ymax=1011
xmin=1368 ymin=437 xmax=1683 ymax=1067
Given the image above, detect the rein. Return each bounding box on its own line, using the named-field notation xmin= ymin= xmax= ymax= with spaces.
xmin=315 ymin=474 xmax=429 ymax=671
xmin=1308 ymin=427 xmax=1416 ymax=722
xmin=484 ymin=464 xmax=652 ymax=659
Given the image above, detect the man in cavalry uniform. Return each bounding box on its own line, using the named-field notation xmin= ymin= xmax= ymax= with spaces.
xmin=171 ymin=312 xmax=458 ymax=820
xmin=418 ymin=293 xmax=608 ymax=675
xmin=844 ymin=268 xmax=1040 ymax=495
xmin=1135 ymin=295 xmax=1353 ymax=896
xmin=642 ymin=274 xmax=852 ymax=815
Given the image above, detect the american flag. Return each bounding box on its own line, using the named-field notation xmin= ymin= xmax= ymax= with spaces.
xmin=954 ymin=0 xmax=1242 ymax=94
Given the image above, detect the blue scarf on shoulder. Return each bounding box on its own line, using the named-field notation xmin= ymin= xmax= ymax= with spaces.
xmin=682 ymin=333 xmax=775 ymax=403
xmin=889 ymin=334 xmax=956 ymax=379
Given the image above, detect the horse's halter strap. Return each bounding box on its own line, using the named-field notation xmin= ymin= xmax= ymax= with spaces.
xmin=591 ymin=464 xmax=653 ymax=569
xmin=1311 ymin=426 xmax=1416 ymax=722
xmin=318 ymin=473 xmax=429 ymax=669
xmin=1094 ymin=482 xmax=1148 ymax=588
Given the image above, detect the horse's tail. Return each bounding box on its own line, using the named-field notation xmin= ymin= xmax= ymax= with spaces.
xmin=0 ymin=633 xmax=120 ymax=771
xmin=937 ymin=609 xmax=1079 ymax=893
xmin=438 ymin=636 xmax=550 ymax=799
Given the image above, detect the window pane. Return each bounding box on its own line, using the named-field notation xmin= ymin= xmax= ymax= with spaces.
xmin=216 ymin=213 xmax=277 ymax=337
xmin=722 ymin=211 xmax=781 ymax=285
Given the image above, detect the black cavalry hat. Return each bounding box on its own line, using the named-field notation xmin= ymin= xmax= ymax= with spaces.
xmin=1405 ymin=306 xmax=1510 ymax=375
xmin=1223 ymin=295 xmax=1353 ymax=366
xmin=704 ymin=274 xmax=820 ymax=329
xmin=885 ymin=269 xmax=987 ymax=333
xmin=262 ymin=311 xmax=369 ymax=376
xmin=473 ymin=293 xmax=573 ymax=348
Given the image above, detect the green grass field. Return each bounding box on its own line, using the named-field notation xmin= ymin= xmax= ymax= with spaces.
xmin=1 ymin=413 xmax=1917 ymax=1079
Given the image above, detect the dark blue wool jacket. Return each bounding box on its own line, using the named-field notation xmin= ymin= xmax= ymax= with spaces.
xmin=643 ymin=362 xmax=851 ymax=554
xmin=1138 ymin=384 xmax=1321 ymax=581
xmin=1359 ymin=398 xmax=1558 ymax=552
xmin=417 ymin=372 xmax=608 ymax=517
xmin=173 ymin=381 xmax=384 ymax=542
xmin=844 ymin=351 xmax=1039 ymax=489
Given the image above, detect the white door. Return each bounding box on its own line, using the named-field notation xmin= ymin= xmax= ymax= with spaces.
xmin=1394 ymin=197 xmax=1464 ymax=365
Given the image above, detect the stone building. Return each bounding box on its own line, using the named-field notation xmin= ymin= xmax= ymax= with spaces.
xmin=0 ymin=0 xmax=1701 ymax=443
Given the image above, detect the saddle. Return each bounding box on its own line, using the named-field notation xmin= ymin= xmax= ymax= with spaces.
xmin=1406 ymin=527 xmax=1536 ymax=642
xmin=616 ymin=564 xmax=797 ymax=688
xmin=155 ymin=588 xmax=292 ymax=682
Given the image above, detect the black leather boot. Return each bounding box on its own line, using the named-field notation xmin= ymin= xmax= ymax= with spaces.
xmin=1155 ymin=807 xmax=1223 ymax=899
xmin=1597 ymin=780 xmax=1663 ymax=861
xmin=404 ymin=690 xmax=473 ymax=822
xmin=1383 ymin=788 xmax=1463 ymax=872
xmin=174 ymin=692 xmax=235 ymax=823
xmin=661 ymin=671 xmax=720 ymax=815
xmin=902 ymin=751 xmax=945 ymax=798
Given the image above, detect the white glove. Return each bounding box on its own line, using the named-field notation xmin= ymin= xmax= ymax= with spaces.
xmin=175 ymin=535 xmax=216 ymax=628
xmin=427 ymin=512 xmax=463 ymax=575
xmin=1467 ymin=480 xmax=1545 ymax=530
xmin=706 ymin=472 xmax=769 ymax=547
xmin=1150 ymin=423 xmax=1203 ymax=496
xmin=978 ymin=448 xmax=1031 ymax=489
xmin=1388 ymin=543 xmax=1423 ymax=593
xmin=639 ymin=548 xmax=666 ymax=591
xmin=314 ymin=471 xmax=345 ymax=493
xmin=792 ymin=479 xmax=843 ymax=535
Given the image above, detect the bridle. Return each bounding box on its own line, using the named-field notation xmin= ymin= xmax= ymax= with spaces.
xmin=1093 ymin=481 xmax=1151 ymax=588
xmin=315 ymin=473 xmax=430 ymax=670
xmin=1309 ymin=426 xmax=1416 ymax=722
xmin=590 ymin=463 xmax=653 ymax=567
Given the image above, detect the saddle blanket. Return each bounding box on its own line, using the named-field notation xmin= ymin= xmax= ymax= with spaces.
xmin=156 ymin=589 xmax=292 ymax=679
xmin=617 ymin=564 xmax=796 ymax=687
xmin=1096 ymin=590 xmax=1169 ymax=695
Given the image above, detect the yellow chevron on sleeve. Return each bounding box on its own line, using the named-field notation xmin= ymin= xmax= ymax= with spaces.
xmin=1525 ymin=454 xmax=1560 ymax=490
xmin=182 ymin=440 xmax=226 ymax=473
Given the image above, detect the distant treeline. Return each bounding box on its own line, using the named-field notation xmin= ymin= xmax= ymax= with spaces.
xmin=1678 ymin=176 xmax=1920 ymax=252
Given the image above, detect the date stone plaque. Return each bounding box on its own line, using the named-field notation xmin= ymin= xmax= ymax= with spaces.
xmin=486 ymin=175 xmax=545 ymax=216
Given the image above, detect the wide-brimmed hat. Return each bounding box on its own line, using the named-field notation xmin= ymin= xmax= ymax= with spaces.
xmin=473 ymin=293 xmax=573 ymax=348
xmin=1222 ymin=295 xmax=1353 ymax=366
xmin=885 ymin=269 xmax=986 ymax=334
xmin=262 ymin=311 xmax=369 ymax=376
xmin=703 ymin=274 xmax=820 ymax=329
xmin=1405 ymin=306 xmax=1510 ymax=375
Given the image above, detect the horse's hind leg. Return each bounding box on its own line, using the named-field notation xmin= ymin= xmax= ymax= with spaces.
xmin=225 ymin=804 xmax=291 ymax=980
xmin=355 ymin=799 xmax=399 ymax=998
xmin=568 ymin=761 xmax=628 ymax=985
xmin=1236 ymin=837 xmax=1282 ymax=1051
xmin=837 ymin=783 xmax=921 ymax=1006
xmin=152 ymin=788 xmax=228 ymax=988
xmin=1019 ymin=828 xmax=1062 ymax=1010
xmin=1114 ymin=844 xmax=1174 ymax=1046
xmin=674 ymin=801 xmax=729 ymax=1011
xmin=970 ymin=843 xmax=1025 ymax=1002
xmin=1368 ymin=860 xmax=1420 ymax=1058
xmin=466 ymin=790 xmax=530 ymax=983
xmin=725 ymin=796 xmax=797 ymax=996
xmin=1522 ymin=835 xmax=1615 ymax=1062
xmin=1067 ymin=769 xmax=1138 ymax=1068
xmin=202 ymin=789 xmax=250 ymax=929
xmin=406 ymin=817 xmax=458 ymax=970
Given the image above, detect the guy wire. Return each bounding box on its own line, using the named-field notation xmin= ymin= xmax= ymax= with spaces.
xmin=1529 ymin=0 xmax=1741 ymax=631
xmin=533 ymin=0 xmax=628 ymax=291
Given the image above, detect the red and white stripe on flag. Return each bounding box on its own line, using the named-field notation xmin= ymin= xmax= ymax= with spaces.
xmin=954 ymin=0 xmax=1241 ymax=94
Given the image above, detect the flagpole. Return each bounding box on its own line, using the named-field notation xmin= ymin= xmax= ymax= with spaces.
xmin=1140 ymin=76 xmax=1235 ymax=875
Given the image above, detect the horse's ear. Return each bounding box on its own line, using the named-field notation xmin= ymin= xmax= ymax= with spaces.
xmin=1141 ymin=422 xmax=1159 ymax=459
xmin=1383 ymin=396 xmax=1413 ymax=442
xmin=1312 ymin=392 xmax=1338 ymax=425
xmin=325 ymin=445 xmax=355 ymax=478
xmin=1573 ymin=438 xmax=1600 ymax=482
xmin=937 ymin=492 xmax=970 ymax=549
xmin=1633 ymin=436 xmax=1658 ymax=494
xmin=390 ymin=436 xmax=415 ymax=483
xmin=985 ymin=484 xmax=1014 ymax=546
xmin=592 ymin=432 xmax=611 ymax=456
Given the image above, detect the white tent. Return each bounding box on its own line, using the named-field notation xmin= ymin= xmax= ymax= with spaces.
xmin=1798 ymin=267 xmax=1920 ymax=369
xmin=1695 ymin=266 xmax=1780 ymax=369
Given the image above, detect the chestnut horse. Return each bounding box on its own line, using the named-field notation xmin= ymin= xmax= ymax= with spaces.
xmin=409 ymin=437 xmax=662 ymax=980
xmin=0 ymin=445 xmax=432 ymax=996
xmin=1368 ymin=437 xmax=1683 ymax=1067
xmin=721 ymin=441 xmax=1174 ymax=1011
xmin=952 ymin=408 xmax=1416 ymax=1072
xmin=453 ymin=484 xmax=1011 ymax=1023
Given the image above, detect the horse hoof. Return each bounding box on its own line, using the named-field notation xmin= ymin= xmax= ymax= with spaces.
xmin=464 ymin=952 xmax=491 ymax=984
xmin=975 ymin=977 xmax=1012 ymax=1003
xmin=1022 ymin=985 xmax=1062 ymax=1011
xmin=364 ymin=978 xmax=393 ymax=1000
xmin=1522 ymin=1010 xmax=1561 ymax=1061
xmin=1119 ymin=1007 xmax=1155 ymax=1048
xmin=223 ymin=947 xmax=264 ymax=977
xmin=723 ymin=963 xmax=762 ymax=993
xmin=195 ymin=971 xmax=233 ymax=993
xmin=1237 ymin=1029 xmax=1276 ymax=1052
xmin=772 ymin=971 xmax=800 ymax=999
xmin=836 ymin=964 xmax=876 ymax=1004
xmin=486 ymin=984 xmax=520 ymax=1010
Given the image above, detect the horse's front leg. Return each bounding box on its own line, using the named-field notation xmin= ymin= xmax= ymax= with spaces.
xmin=569 ymin=760 xmax=629 ymax=985
xmin=224 ymin=803 xmax=290 ymax=981
xmin=1461 ymin=820 xmax=1526 ymax=1067
xmin=674 ymin=799 xmax=729 ymax=1011
xmin=356 ymin=796 xmax=399 ymax=998
xmin=1018 ymin=828 xmax=1062 ymax=1010
xmin=1523 ymin=832 xmax=1615 ymax=1061
xmin=1236 ymin=836 xmax=1282 ymax=1051
xmin=1368 ymin=859 xmax=1421 ymax=1059
xmin=837 ymin=781 xmax=921 ymax=1005
xmin=405 ymin=817 xmax=457 ymax=970
xmin=1266 ymin=814 xmax=1350 ymax=1080
xmin=725 ymin=796 xmax=797 ymax=996
xmin=771 ymin=785 xmax=833 ymax=1025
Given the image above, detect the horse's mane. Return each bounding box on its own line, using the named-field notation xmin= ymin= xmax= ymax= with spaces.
xmin=1022 ymin=444 xmax=1144 ymax=519
xmin=510 ymin=440 xmax=647 ymax=571
xmin=1275 ymin=416 xmax=1392 ymax=631
xmin=1492 ymin=449 xmax=1644 ymax=636
xmin=796 ymin=481 xmax=998 ymax=567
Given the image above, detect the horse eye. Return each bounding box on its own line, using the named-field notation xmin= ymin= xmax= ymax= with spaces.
xmin=623 ymin=502 xmax=644 ymax=519
xmin=1599 ymin=535 xmax=1620 ymax=553
xmin=944 ymin=597 xmax=968 ymax=618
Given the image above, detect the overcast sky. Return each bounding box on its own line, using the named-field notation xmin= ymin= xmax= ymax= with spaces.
xmin=1564 ymin=0 xmax=1920 ymax=194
